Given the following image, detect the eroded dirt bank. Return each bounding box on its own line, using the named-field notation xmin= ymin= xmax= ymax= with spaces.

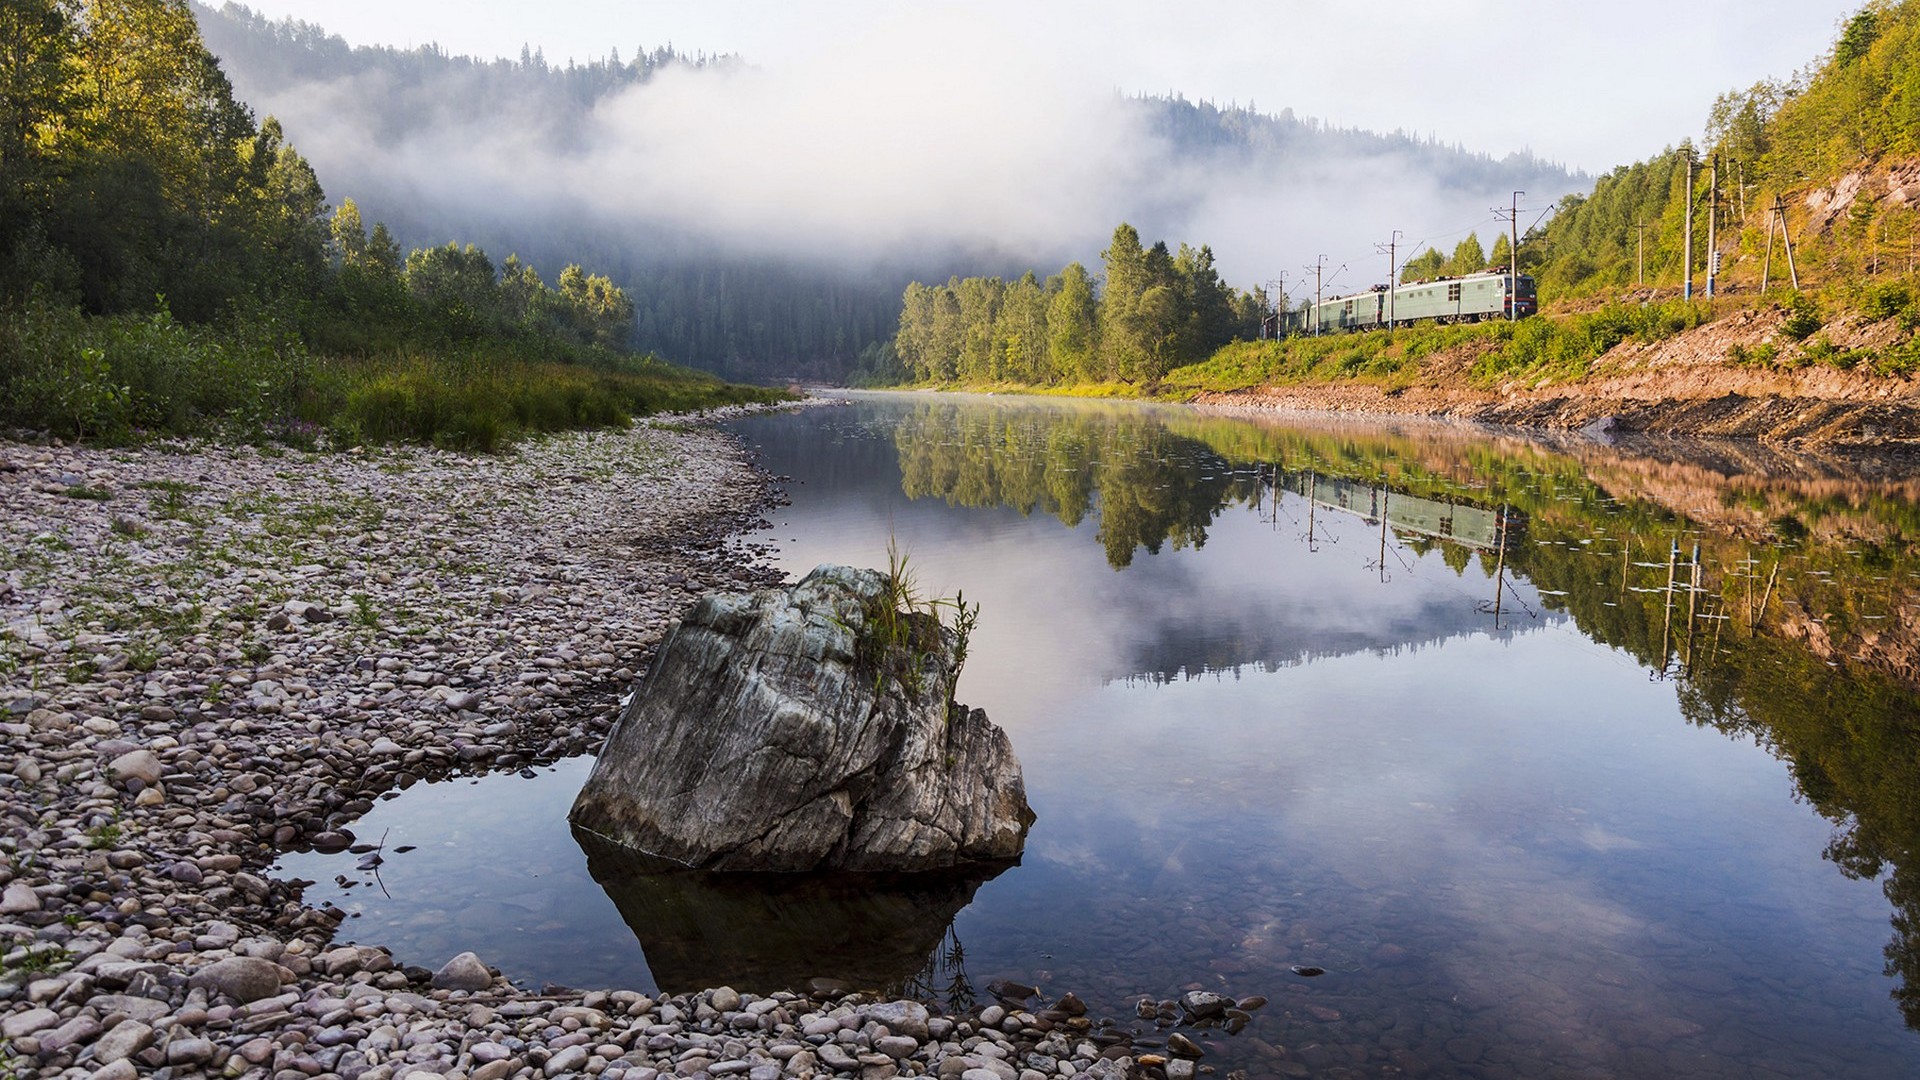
xmin=1194 ymin=306 xmax=1920 ymax=449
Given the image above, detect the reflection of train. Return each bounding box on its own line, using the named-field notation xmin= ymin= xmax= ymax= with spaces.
xmin=1277 ymin=269 xmax=1537 ymax=336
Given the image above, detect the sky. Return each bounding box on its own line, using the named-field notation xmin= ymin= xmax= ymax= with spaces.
xmin=224 ymin=0 xmax=1862 ymax=175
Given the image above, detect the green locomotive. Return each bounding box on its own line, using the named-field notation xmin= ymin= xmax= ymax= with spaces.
xmin=1291 ymin=269 xmax=1537 ymax=334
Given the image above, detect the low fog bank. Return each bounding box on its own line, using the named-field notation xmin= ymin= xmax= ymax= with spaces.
xmin=202 ymin=4 xmax=1579 ymax=286
xmin=193 ymin=3 xmax=1583 ymax=373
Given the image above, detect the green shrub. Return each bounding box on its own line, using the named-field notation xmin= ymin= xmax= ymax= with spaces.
xmin=1780 ymin=293 xmax=1823 ymax=341
xmin=2 ymin=299 xmax=792 ymax=450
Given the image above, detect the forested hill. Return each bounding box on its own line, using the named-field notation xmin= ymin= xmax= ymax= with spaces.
xmin=1525 ymin=0 xmax=1920 ymax=299
xmin=1136 ymin=95 xmax=1570 ymax=196
xmin=191 ymin=2 xmax=1584 ymax=383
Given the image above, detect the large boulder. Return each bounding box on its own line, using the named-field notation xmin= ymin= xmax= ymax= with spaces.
xmin=569 ymin=564 xmax=1033 ymax=872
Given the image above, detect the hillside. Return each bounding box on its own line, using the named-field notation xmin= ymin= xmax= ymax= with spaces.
xmin=1530 ymin=0 xmax=1920 ymax=298
xmin=188 ymin=2 xmax=1582 ymax=383
xmin=1088 ymin=1 xmax=1920 ymax=448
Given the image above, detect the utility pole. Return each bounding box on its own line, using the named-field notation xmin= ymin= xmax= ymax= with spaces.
xmin=1706 ymin=155 xmax=1718 ymax=299
xmin=1631 ymin=221 xmax=1650 ymax=287
xmin=1374 ymin=229 xmax=1402 ymax=338
xmin=1762 ymin=197 xmax=1799 ymax=294
xmin=1491 ymin=192 xmax=1524 ymax=320
xmin=1304 ymin=256 xmax=1339 ymax=337
xmin=1264 ymin=274 xmax=1289 ymax=338
xmin=1681 ymin=146 xmax=1696 ymax=301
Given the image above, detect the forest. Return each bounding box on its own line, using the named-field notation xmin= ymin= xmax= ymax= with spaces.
xmin=888 ymin=226 xmax=1268 ymax=387
xmin=188 ymin=2 xmax=1582 ymax=383
xmin=1524 ymin=0 xmax=1920 ymax=298
xmin=0 ymin=0 xmax=781 ymax=448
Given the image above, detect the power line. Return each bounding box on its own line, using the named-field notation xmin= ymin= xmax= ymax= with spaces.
xmin=1373 ymin=230 xmax=1403 ymax=338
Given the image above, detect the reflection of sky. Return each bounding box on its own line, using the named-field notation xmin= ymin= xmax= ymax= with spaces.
xmin=279 ymin=396 xmax=1920 ymax=1077
xmin=724 ymin=396 xmax=1918 ymax=1073
xmin=727 ymin=400 xmax=1559 ymax=717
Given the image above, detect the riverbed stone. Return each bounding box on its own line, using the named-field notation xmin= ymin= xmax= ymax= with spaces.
xmin=91 ymin=1019 xmax=153 ymax=1064
xmin=106 ymin=748 xmax=162 ymax=786
xmin=187 ymin=954 xmax=285 ymax=1003
xmin=432 ymin=951 xmax=493 ymax=991
xmin=0 ymin=881 xmax=41 ymax=914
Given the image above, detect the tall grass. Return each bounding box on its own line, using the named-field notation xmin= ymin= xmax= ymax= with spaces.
xmin=0 ymin=299 xmax=792 ymax=449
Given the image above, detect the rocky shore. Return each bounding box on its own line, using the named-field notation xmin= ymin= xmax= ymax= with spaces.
xmin=0 ymin=411 xmax=1246 ymax=1080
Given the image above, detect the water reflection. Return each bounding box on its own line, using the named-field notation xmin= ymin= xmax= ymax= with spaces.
xmin=876 ymin=394 xmax=1920 ymax=1035
xmin=274 ymin=395 xmax=1920 ymax=1076
xmin=574 ymin=829 xmax=1001 ymax=999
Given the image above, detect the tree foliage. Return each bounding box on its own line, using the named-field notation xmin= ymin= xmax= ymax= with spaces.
xmin=1533 ymin=1 xmax=1920 ymax=297
xmin=891 ymin=224 xmax=1266 ymax=387
xmin=0 ymin=0 xmax=769 ymax=446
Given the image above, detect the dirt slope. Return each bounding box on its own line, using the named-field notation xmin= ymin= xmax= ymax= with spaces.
xmin=1195 ymin=306 xmax=1920 ymax=448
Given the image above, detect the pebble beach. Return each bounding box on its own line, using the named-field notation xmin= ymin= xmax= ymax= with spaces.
xmin=0 ymin=412 xmax=1229 ymax=1080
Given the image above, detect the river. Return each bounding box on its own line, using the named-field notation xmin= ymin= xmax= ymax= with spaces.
xmin=279 ymin=392 xmax=1920 ymax=1077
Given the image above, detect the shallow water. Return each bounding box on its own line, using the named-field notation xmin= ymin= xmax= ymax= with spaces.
xmin=278 ymin=393 xmax=1920 ymax=1077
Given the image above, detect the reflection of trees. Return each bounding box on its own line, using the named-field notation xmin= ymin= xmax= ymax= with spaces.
xmin=895 ymin=402 xmax=1249 ymax=568
xmin=893 ymin=396 xmax=1920 ymax=1026
xmin=892 ymin=923 xmax=975 ymax=1015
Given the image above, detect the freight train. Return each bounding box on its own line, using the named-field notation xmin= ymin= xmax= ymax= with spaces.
xmin=1283 ymin=269 xmax=1537 ymax=335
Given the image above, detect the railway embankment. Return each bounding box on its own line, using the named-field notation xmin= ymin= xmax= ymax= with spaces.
xmin=1191 ymin=304 xmax=1920 ymax=449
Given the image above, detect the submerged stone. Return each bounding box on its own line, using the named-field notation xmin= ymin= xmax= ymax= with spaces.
xmin=569 ymin=564 xmax=1034 ymax=872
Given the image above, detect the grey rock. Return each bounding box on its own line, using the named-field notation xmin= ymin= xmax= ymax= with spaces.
xmin=867 ymin=1001 xmax=930 ymax=1042
xmin=0 ymin=881 xmax=40 ymax=914
xmin=708 ymin=985 xmax=742 ymax=1012
xmin=1178 ymin=990 xmax=1230 ymax=1020
xmin=545 ymin=1044 xmax=589 ymax=1075
xmin=106 ymin=749 xmax=162 ymax=786
xmin=91 ymin=1019 xmax=153 ymax=1064
xmin=431 ymin=951 xmax=492 ymax=992
xmin=570 ymin=564 xmax=1033 ymax=872
xmin=42 ymin=1022 xmax=116 ymax=1061
xmin=166 ymin=1035 xmax=216 ymax=1066
xmin=817 ymin=1043 xmax=860 ymax=1069
xmin=86 ymin=1060 xmax=138 ymax=1080
xmin=186 ymin=955 xmax=284 ymax=1003
xmin=1 ymin=1006 xmax=58 ymax=1038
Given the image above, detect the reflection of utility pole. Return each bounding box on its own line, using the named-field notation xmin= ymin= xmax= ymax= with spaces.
xmin=1490 ymin=505 xmax=1510 ymax=628
xmin=1660 ymin=538 xmax=1679 ymax=673
xmin=1684 ymin=542 xmax=1702 ymax=675
xmin=1305 ymin=471 xmax=1318 ymax=551
xmin=1377 ymin=489 xmax=1391 ymax=583
xmin=1374 ymin=230 xmax=1403 ymax=339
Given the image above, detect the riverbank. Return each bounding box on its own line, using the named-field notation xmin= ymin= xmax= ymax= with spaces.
xmin=1194 ymin=304 xmax=1920 ymax=448
xmin=900 ymin=302 xmax=1920 ymax=449
xmin=0 ymin=407 xmax=1206 ymax=1080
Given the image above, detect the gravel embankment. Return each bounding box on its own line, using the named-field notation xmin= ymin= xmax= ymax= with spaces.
xmin=0 ymin=414 xmax=1214 ymax=1080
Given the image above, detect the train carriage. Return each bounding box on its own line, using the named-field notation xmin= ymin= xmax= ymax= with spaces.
xmin=1299 ymin=269 xmax=1536 ymax=335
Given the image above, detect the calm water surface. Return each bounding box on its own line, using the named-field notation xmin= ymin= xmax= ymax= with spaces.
xmin=279 ymin=393 xmax=1920 ymax=1077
